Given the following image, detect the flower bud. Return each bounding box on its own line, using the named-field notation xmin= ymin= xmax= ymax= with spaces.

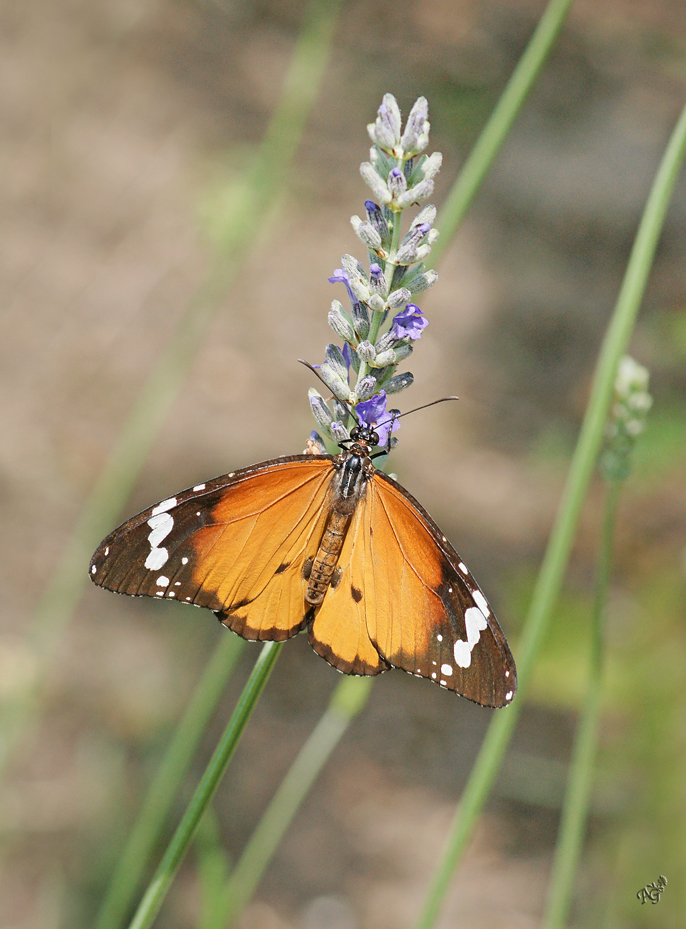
xmin=308 ymin=389 xmax=333 ymax=434
xmin=360 ymin=162 xmax=392 ymax=204
xmin=393 ymin=343 xmax=413 ymax=362
xmin=367 ymin=93 xmax=402 ymax=152
xmin=386 ymin=287 xmax=411 ymax=308
xmin=387 ymin=167 xmax=407 ymax=201
xmin=365 ymin=201 xmax=390 ymax=245
xmin=318 ymin=362 xmax=353 ymax=402
xmin=372 ymin=348 xmax=396 ymax=368
xmin=420 ymin=151 xmax=442 ymax=181
xmin=404 ymin=268 xmax=438 ymax=294
xmin=354 ymin=375 xmax=377 ymax=402
xmin=351 ymin=301 xmax=370 ymax=338
xmin=400 ymin=97 xmax=430 ymax=156
xmin=397 ymin=178 xmax=434 ymax=209
xmin=384 ymin=371 xmax=414 ymax=394
xmin=368 ymin=294 xmax=385 ymax=312
xmin=351 ymin=215 xmax=382 ymax=250
xmin=328 ymin=301 xmax=355 ymax=342
xmin=368 ymin=262 xmax=386 ymax=296
xmin=356 ymin=341 xmax=376 ymax=363
xmin=325 ymin=343 xmax=349 ymax=382
xmin=396 ymin=222 xmax=430 ymax=264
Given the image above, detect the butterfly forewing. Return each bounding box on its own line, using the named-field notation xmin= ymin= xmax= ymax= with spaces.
xmin=90 ymin=456 xmax=334 ymax=640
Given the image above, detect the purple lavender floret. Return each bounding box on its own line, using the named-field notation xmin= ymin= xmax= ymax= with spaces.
xmin=390 ymin=304 xmax=428 ymax=341
xmin=328 ymin=269 xmax=356 ymax=306
xmin=356 ymin=390 xmax=400 ymax=446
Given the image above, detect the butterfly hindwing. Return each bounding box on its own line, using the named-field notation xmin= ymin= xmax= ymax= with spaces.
xmin=367 ymin=472 xmax=516 ymax=707
xmin=308 ymin=470 xmax=516 ymax=707
xmin=90 ymin=456 xmax=334 ymax=641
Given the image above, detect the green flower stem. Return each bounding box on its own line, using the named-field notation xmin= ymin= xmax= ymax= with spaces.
xmin=209 ymin=676 xmax=374 ymax=929
xmin=94 ymin=634 xmax=245 ymax=929
xmin=414 ymin=103 xmax=686 ymax=929
xmin=0 ymin=0 xmax=343 ymax=781
xmin=542 ymin=478 xmax=620 ymax=929
xmin=127 ymin=641 xmax=283 ymax=929
xmin=433 ymin=0 xmax=574 ymax=265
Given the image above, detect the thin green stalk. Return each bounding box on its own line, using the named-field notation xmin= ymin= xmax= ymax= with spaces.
xmin=0 ymin=0 xmax=343 ymax=780
xmin=95 ymin=634 xmax=245 ymax=929
xmin=414 ymin=104 xmax=686 ymax=929
xmin=208 ymin=676 xmax=373 ymax=929
xmin=433 ymin=0 xmax=574 ymax=264
xmin=542 ymin=479 xmax=620 ymax=929
xmin=127 ymin=641 xmax=283 ymax=929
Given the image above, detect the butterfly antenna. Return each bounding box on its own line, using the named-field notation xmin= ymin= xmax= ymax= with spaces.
xmin=391 ymin=396 xmax=459 ymax=421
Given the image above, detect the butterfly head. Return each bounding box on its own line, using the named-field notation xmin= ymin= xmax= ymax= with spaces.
xmin=348 ymin=423 xmax=380 ymax=450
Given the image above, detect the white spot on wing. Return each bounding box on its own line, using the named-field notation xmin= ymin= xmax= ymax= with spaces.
xmin=147 ymin=512 xmax=174 ymax=548
xmin=145 ymin=548 xmax=169 ymax=570
xmin=436 ymin=634 xmax=443 ymax=642
xmin=193 ymin=484 xmax=206 ymax=491
xmin=156 ymin=576 xmax=170 ymax=587
xmin=505 ymin=690 xmax=513 ymax=701
xmin=182 ymin=557 xmax=189 ymax=565
xmin=458 ymin=562 xmax=468 ymax=574
xmin=472 ymin=589 xmax=489 ymax=615
xmin=151 ymin=497 xmax=177 ymax=516
xmin=453 ymin=606 xmax=488 ymax=668
xmin=440 ymin=663 xmax=453 ymax=676
xmin=104 ymin=547 xmax=109 ymax=556
xmin=91 ymin=565 xmax=97 ymax=574
xmin=431 ymin=672 xmax=437 ymax=679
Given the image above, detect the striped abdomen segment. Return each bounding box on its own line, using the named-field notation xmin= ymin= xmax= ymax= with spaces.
xmin=305 ymin=509 xmax=354 ymax=605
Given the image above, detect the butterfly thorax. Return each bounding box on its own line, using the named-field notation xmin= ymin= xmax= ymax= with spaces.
xmin=304 ymin=443 xmax=374 ymax=606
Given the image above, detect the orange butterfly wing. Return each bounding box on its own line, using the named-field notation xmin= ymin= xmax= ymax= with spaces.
xmin=90 ymin=456 xmax=334 ymax=641
xmin=309 ymin=471 xmax=516 ymax=707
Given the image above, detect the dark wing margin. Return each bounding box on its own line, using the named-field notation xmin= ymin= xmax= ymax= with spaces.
xmin=90 ymin=455 xmax=335 ymax=641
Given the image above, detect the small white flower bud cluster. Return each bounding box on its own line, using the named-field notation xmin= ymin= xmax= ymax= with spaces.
xmin=600 ymin=356 xmax=653 ymax=481
xmin=310 ymin=94 xmax=441 ymax=448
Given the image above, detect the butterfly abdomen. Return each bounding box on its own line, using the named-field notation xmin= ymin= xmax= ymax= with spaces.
xmin=305 ymin=447 xmax=371 ymax=606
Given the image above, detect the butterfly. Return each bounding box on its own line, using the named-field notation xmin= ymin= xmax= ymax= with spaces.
xmin=89 ymin=422 xmax=516 ymax=707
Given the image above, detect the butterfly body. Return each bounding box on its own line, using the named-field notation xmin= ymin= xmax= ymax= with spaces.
xmin=305 ymin=436 xmax=374 ymax=605
xmin=90 ymin=431 xmax=516 ymax=708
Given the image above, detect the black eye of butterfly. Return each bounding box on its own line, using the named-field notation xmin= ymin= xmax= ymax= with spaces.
xmin=90 ymin=449 xmax=516 ymax=708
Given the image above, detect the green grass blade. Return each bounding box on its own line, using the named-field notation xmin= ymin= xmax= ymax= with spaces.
xmin=94 ymin=634 xmax=245 ymax=929
xmin=414 ymin=103 xmax=686 ymax=929
xmin=127 ymin=641 xmax=283 ymax=929
xmin=433 ymin=0 xmax=574 ymax=264
xmin=209 ymin=676 xmax=373 ymax=928
xmin=542 ymin=479 xmax=620 ymax=928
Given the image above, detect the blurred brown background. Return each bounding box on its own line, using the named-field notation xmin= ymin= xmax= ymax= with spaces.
xmin=2 ymin=0 xmax=686 ymax=926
